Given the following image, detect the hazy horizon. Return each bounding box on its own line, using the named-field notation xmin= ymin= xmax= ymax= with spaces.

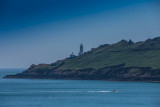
xmin=0 ymin=0 xmax=160 ymax=68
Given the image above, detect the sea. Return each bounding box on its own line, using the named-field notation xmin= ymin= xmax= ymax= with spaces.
xmin=0 ymin=69 xmax=160 ymax=107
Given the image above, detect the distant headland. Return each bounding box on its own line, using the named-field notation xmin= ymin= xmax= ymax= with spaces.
xmin=4 ymin=37 xmax=160 ymax=82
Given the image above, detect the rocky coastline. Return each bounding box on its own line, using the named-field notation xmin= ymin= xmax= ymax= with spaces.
xmin=4 ymin=64 xmax=160 ymax=82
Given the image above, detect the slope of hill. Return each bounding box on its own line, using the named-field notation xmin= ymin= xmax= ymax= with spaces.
xmin=61 ymin=38 xmax=160 ymax=69
xmin=4 ymin=37 xmax=160 ymax=82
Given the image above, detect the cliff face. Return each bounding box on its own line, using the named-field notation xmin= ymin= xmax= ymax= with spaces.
xmin=4 ymin=37 xmax=160 ymax=82
xmin=4 ymin=64 xmax=160 ymax=82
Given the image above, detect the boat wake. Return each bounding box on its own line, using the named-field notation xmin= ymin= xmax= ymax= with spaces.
xmin=38 ymin=90 xmax=112 ymax=93
xmin=0 ymin=90 xmax=112 ymax=93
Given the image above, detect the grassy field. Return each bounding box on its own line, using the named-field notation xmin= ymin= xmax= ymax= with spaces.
xmin=61 ymin=37 xmax=160 ymax=69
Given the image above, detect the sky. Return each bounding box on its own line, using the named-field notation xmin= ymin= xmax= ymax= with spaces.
xmin=0 ymin=0 xmax=160 ymax=68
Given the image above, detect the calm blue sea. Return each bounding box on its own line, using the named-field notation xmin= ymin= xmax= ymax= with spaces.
xmin=0 ymin=69 xmax=160 ymax=107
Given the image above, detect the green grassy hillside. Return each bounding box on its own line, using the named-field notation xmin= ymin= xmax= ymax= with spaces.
xmin=61 ymin=37 xmax=160 ymax=69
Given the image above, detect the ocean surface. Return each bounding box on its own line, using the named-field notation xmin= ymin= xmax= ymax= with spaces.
xmin=0 ymin=69 xmax=160 ymax=107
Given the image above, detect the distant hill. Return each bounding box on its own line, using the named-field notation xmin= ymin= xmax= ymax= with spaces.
xmin=61 ymin=37 xmax=160 ymax=69
xmin=4 ymin=37 xmax=160 ymax=82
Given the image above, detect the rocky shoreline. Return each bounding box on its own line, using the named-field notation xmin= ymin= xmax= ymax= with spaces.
xmin=4 ymin=64 xmax=160 ymax=83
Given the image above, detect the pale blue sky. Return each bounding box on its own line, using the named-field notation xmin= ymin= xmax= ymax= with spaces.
xmin=0 ymin=0 xmax=160 ymax=68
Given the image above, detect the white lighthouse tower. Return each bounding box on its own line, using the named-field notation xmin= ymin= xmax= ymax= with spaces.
xmin=78 ymin=43 xmax=83 ymax=56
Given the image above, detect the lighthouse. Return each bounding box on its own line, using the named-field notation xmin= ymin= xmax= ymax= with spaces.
xmin=78 ymin=43 xmax=83 ymax=56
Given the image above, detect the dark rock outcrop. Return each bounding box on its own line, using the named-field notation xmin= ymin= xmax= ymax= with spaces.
xmin=4 ymin=64 xmax=160 ymax=82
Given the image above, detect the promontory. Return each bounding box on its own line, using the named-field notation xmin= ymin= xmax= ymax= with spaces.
xmin=4 ymin=37 xmax=160 ymax=82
